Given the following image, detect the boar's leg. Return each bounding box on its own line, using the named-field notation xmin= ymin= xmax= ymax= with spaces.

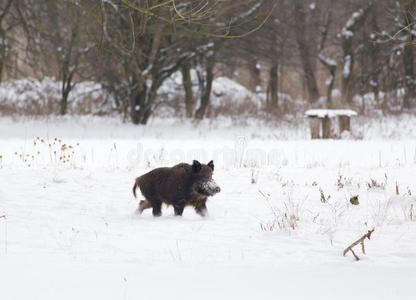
xmin=173 ymin=204 xmax=185 ymax=216
xmin=152 ymin=202 xmax=162 ymax=217
xmin=137 ymin=199 xmax=152 ymax=215
xmin=146 ymin=196 xmax=162 ymax=217
xmin=190 ymin=194 xmax=208 ymax=217
xmin=194 ymin=202 xmax=208 ymax=217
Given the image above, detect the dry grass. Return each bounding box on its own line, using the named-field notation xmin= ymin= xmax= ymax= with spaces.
xmin=259 ymin=190 xmax=302 ymax=231
xmin=336 ymin=173 xmax=352 ymax=190
xmin=319 ymin=187 xmax=331 ymax=203
xmin=367 ymin=178 xmax=387 ymax=190
xmin=12 ymin=137 xmax=81 ymax=168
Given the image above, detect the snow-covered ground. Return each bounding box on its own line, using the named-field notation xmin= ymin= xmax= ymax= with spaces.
xmin=1 ymin=116 xmax=416 ymax=299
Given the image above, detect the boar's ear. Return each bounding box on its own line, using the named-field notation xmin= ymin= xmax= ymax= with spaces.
xmin=208 ymin=160 xmax=214 ymax=170
xmin=192 ymin=160 xmax=202 ymax=173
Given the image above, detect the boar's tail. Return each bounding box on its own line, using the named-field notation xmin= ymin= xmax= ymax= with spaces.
xmin=132 ymin=177 xmax=141 ymax=198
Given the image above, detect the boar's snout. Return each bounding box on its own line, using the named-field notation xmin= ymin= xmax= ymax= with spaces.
xmin=196 ymin=179 xmax=221 ymax=196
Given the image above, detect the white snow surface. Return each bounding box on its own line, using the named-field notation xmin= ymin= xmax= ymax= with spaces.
xmin=1 ymin=116 xmax=416 ymax=299
xmin=305 ymin=109 xmax=357 ymax=118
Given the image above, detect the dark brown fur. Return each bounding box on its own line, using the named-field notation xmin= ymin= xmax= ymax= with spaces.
xmin=133 ymin=161 xmax=218 ymax=217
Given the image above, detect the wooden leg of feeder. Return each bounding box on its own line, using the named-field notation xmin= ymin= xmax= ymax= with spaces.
xmin=309 ymin=117 xmax=320 ymax=139
xmin=339 ymin=116 xmax=351 ymax=134
xmin=322 ymin=117 xmax=332 ymax=139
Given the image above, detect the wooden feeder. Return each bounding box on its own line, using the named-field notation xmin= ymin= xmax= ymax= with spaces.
xmin=305 ymin=109 xmax=357 ymax=139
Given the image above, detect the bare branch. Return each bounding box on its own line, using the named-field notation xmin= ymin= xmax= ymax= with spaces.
xmin=343 ymin=229 xmax=375 ymax=261
xmin=120 ymin=0 xmax=278 ymax=39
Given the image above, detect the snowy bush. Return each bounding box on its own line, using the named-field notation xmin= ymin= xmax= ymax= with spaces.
xmin=0 ymin=77 xmax=112 ymax=115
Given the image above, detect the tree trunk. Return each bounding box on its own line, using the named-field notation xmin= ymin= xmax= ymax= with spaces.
xmin=195 ymin=55 xmax=215 ymax=120
xmin=130 ymin=84 xmax=146 ymax=125
xmin=403 ymin=12 xmax=415 ymax=110
xmin=341 ymin=50 xmax=354 ymax=105
xmin=0 ymin=0 xmax=14 ymax=83
xmin=130 ymin=80 xmax=160 ymax=125
xmin=266 ymin=64 xmax=278 ymax=109
xmin=326 ymin=68 xmax=336 ymax=107
xmin=0 ymin=29 xmax=5 ymax=83
xmin=318 ymin=5 xmax=336 ymax=108
xmin=403 ymin=45 xmax=415 ymax=110
xmin=293 ymin=1 xmax=319 ymax=103
xmin=61 ymin=84 xmax=69 ymax=115
xmin=181 ymin=61 xmax=194 ymax=118
xmin=341 ymin=5 xmax=371 ymax=105
xmin=279 ymin=62 xmax=284 ymax=95
xmin=60 ymin=71 xmax=74 ymax=115
xmin=129 ymin=23 xmax=166 ymax=125
xmin=370 ymin=5 xmax=380 ymax=106
xmin=247 ymin=56 xmax=261 ymax=92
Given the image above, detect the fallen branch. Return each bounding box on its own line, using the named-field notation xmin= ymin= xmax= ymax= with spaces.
xmin=343 ymin=229 xmax=375 ymax=261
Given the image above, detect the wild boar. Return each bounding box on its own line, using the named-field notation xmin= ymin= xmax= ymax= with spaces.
xmin=132 ymin=160 xmax=220 ymax=216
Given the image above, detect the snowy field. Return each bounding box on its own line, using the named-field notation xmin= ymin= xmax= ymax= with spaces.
xmin=0 ymin=116 xmax=416 ymax=299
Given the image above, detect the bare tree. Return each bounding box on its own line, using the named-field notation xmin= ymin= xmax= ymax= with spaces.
xmin=181 ymin=60 xmax=194 ymax=118
xmin=402 ymin=4 xmax=416 ymax=109
xmin=120 ymin=0 xmax=278 ymax=39
xmin=293 ymin=0 xmax=320 ymax=103
xmin=194 ymin=44 xmax=216 ymax=119
xmin=340 ymin=3 xmax=372 ymax=105
xmin=0 ymin=0 xmax=15 ymax=82
xmin=3 ymin=0 xmax=416 ymax=119
xmin=23 ymin=0 xmax=90 ymax=115
xmin=318 ymin=3 xmax=337 ymax=107
xmin=85 ymin=0 xmax=276 ymax=124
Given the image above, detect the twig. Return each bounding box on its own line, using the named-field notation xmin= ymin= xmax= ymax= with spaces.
xmin=343 ymin=229 xmax=375 ymax=261
xmin=319 ymin=187 xmax=330 ymax=203
xmin=259 ymin=190 xmax=279 ymax=219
